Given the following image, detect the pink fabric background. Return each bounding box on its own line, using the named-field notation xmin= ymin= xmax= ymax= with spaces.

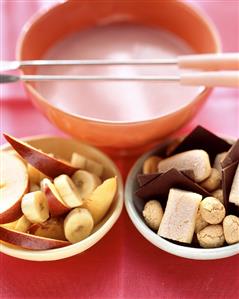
xmin=0 ymin=1 xmax=239 ymax=299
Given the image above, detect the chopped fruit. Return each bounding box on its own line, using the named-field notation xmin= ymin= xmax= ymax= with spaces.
xmin=29 ymin=217 xmax=66 ymax=241
xmin=6 ymin=149 xmax=27 ymax=164
xmin=0 ymin=152 xmax=28 ymax=224
xmin=30 ymin=184 xmax=41 ymax=192
xmin=1 ymin=216 xmax=31 ymax=233
xmin=64 ymin=208 xmax=94 ymax=243
xmin=15 ymin=215 xmax=32 ymax=233
xmin=41 ymin=178 xmax=70 ymax=216
xmin=28 ymin=164 xmax=47 ymax=185
xmin=54 ymin=175 xmax=83 ymax=208
xmin=0 ymin=219 xmax=18 ymax=230
xmin=3 ymin=133 xmax=78 ymax=178
xmin=21 ymin=191 xmax=49 ymax=223
xmin=83 ymin=177 xmax=117 ymax=224
xmin=85 ymin=159 xmax=104 ymax=177
xmin=1 ymin=134 xmax=120 ymax=251
xmin=71 ymin=152 xmax=86 ymax=169
xmin=0 ymin=226 xmax=70 ymax=250
xmin=72 ymin=170 xmax=101 ymax=200
xmin=71 ymin=152 xmax=104 ymax=177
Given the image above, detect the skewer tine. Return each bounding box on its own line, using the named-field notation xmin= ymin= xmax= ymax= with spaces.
xmin=1 ymin=71 xmax=238 ymax=88
xmin=1 ymin=53 xmax=238 ymax=72
xmin=0 ymin=59 xmax=178 ymax=72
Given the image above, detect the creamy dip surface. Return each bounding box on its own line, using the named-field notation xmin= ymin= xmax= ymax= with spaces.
xmin=36 ymin=23 xmax=200 ymax=122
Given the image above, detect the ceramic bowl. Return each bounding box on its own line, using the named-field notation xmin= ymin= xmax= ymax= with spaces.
xmin=17 ymin=0 xmax=221 ymax=152
xmin=1 ymin=136 xmax=124 ymax=261
xmin=125 ymin=137 xmax=239 ymax=260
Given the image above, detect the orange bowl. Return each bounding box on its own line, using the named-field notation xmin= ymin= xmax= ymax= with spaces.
xmin=17 ymin=0 xmax=221 ymax=152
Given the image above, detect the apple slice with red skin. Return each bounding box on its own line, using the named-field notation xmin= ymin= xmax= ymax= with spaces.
xmin=3 ymin=133 xmax=78 ymax=178
xmin=0 ymin=226 xmax=70 ymax=250
xmin=0 ymin=203 xmax=23 ymax=225
xmin=29 ymin=217 xmax=66 ymax=241
xmin=0 ymin=152 xmax=29 ymax=224
xmin=41 ymin=178 xmax=70 ymax=217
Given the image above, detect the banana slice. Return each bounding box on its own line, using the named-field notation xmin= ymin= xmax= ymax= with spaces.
xmin=64 ymin=208 xmax=94 ymax=243
xmin=71 ymin=152 xmax=87 ymax=169
xmin=85 ymin=159 xmax=104 ymax=177
xmin=15 ymin=215 xmax=32 ymax=232
xmin=1 ymin=215 xmax=31 ymax=232
xmin=70 ymin=152 xmax=104 ymax=177
xmin=41 ymin=178 xmax=70 ymax=216
xmin=72 ymin=170 xmax=101 ymax=200
xmin=21 ymin=191 xmax=49 ymax=223
xmin=54 ymin=175 xmax=83 ymax=208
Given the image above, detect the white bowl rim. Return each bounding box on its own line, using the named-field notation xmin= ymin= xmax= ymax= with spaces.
xmin=125 ymin=139 xmax=239 ymax=260
xmin=0 ymin=135 xmax=124 ymax=261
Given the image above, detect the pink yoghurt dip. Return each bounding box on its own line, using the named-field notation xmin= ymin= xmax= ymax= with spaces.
xmin=36 ymin=23 xmax=200 ymax=122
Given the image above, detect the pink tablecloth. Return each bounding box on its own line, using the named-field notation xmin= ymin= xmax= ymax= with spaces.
xmin=1 ymin=1 xmax=239 ymax=299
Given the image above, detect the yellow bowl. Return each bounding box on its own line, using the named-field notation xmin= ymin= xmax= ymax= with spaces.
xmin=1 ymin=136 xmax=124 ymax=261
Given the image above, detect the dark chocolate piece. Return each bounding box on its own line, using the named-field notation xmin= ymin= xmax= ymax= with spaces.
xmin=138 ymin=169 xmax=195 ymax=187
xmin=222 ymin=161 xmax=239 ymax=216
xmin=135 ymin=168 xmax=210 ymax=211
xmin=221 ymin=139 xmax=239 ymax=169
xmin=137 ymin=173 xmax=160 ymax=187
xmin=171 ymin=126 xmax=232 ymax=164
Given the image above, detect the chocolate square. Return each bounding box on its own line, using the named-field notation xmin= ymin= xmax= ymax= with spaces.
xmin=137 ymin=173 xmax=161 ymax=187
xmin=221 ymin=139 xmax=239 ymax=168
xmin=222 ymin=161 xmax=239 ymax=216
xmin=135 ymin=168 xmax=210 ymax=213
xmin=137 ymin=169 xmax=195 ymax=187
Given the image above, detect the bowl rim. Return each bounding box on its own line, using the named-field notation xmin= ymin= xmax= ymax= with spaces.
xmin=0 ymin=135 xmax=124 ymax=261
xmin=124 ymin=137 xmax=239 ymax=260
xmin=17 ymin=0 xmax=221 ymax=125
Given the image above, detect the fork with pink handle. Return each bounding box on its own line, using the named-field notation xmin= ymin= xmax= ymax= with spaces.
xmin=1 ymin=53 xmax=239 ymax=87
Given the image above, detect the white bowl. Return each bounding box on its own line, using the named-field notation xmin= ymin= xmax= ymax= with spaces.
xmin=1 ymin=136 xmax=124 ymax=261
xmin=125 ymin=139 xmax=239 ymax=260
